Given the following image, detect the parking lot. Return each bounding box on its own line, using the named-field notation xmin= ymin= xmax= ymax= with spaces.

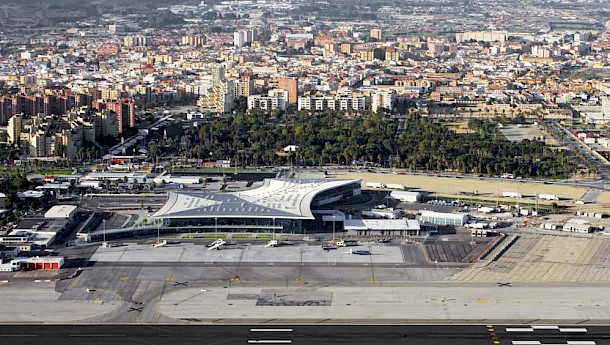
xmin=499 ymin=124 xmax=552 ymax=143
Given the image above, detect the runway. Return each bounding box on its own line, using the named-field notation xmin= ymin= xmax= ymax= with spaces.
xmin=0 ymin=325 xmax=608 ymax=345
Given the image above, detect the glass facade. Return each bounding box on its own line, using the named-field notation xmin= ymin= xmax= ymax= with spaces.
xmin=419 ymin=215 xmax=465 ymax=226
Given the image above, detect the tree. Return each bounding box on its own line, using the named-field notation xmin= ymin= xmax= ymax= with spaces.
xmin=54 ymin=142 xmax=65 ymax=158
xmin=4 ymin=193 xmax=14 ymax=208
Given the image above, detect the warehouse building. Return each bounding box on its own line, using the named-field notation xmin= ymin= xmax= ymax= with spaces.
xmin=5 ymin=217 xmax=71 ymax=248
xmin=419 ymin=210 xmax=469 ymax=226
xmin=562 ymin=219 xmax=594 ymax=233
xmin=390 ymin=191 xmax=422 ymax=203
xmin=0 ymin=256 xmax=64 ymax=272
xmin=344 ymin=219 xmax=422 ymax=236
xmin=45 ymin=205 xmax=78 ymax=221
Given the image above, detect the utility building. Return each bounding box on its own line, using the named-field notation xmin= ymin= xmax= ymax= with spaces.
xmin=419 ymin=210 xmax=468 ymax=226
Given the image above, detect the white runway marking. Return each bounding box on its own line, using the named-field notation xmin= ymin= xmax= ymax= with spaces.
xmin=559 ymin=328 xmax=588 ymax=333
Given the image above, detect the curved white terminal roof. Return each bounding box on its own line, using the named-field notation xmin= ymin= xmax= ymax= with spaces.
xmin=151 ymin=178 xmax=361 ymax=220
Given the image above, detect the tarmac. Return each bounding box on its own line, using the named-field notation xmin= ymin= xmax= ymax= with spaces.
xmin=450 ymin=234 xmax=610 ymax=282
xmin=0 ymin=281 xmax=119 ymax=323
xmin=90 ymin=242 xmax=405 ymax=264
xmin=156 ymin=283 xmax=610 ymax=323
xmin=5 ymin=235 xmax=610 ymax=324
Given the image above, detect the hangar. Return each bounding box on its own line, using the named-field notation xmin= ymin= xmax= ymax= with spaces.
xmin=151 ymin=178 xmax=362 ymax=233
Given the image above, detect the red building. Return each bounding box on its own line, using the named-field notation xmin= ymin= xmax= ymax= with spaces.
xmin=94 ymin=99 xmax=135 ymax=134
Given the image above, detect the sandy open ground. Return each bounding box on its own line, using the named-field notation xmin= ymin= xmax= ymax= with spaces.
xmin=596 ymin=192 xmax=610 ymax=204
xmin=338 ymin=172 xmax=588 ymax=201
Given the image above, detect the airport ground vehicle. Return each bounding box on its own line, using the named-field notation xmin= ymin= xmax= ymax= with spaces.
xmin=335 ymin=239 xmax=358 ymax=247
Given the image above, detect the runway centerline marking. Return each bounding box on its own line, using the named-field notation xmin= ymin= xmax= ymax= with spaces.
xmin=511 ymin=341 xmax=595 ymax=345
xmin=69 ymin=335 xmax=126 ymax=337
xmin=250 ymin=329 xmax=293 ymax=332
xmin=247 ymin=341 xmax=292 ymax=344
xmin=532 ymin=326 xmax=559 ymax=330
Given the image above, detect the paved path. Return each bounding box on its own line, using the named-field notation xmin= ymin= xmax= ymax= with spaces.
xmin=583 ymin=189 xmax=603 ymax=203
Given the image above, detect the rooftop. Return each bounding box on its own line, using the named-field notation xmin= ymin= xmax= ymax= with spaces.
xmin=344 ymin=219 xmax=421 ymax=231
xmin=152 ymin=178 xmax=360 ymax=220
xmin=45 ymin=205 xmax=77 ymax=218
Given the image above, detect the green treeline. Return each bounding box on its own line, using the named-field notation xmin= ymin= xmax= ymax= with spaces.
xmin=163 ymin=112 xmax=574 ymax=178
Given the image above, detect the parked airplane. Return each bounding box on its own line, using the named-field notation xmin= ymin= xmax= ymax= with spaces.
xmin=207 ymin=239 xmax=226 ymax=250
xmin=265 ymin=240 xmax=279 ymax=248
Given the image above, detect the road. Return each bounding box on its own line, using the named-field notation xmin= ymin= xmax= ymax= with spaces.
xmin=0 ymin=325 xmax=608 ymax=345
xmin=537 ymin=121 xmax=610 ymax=183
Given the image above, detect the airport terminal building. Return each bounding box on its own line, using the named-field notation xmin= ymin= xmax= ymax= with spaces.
xmin=151 ymin=178 xmax=362 ymax=233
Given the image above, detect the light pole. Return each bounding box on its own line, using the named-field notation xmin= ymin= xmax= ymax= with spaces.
xmin=215 ymin=217 xmax=218 ymax=239
xmin=102 ymin=219 xmax=106 ymax=244
xmin=272 ymin=217 xmax=276 ymax=240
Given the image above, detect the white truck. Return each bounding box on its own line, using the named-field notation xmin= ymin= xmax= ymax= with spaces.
xmin=335 ymin=239 xmax=358 ymax=247
xmin=478 ymin=206 xmax=495 ymax=213
xmin=467 ymin=223 xmax=488 ymax=229
xmin=385 ymin=183 xmax=406 ymax=190
xmin=502 ymin=191 xmax=522 ymax=198
xmin=538 ymin=194 xmax=559 ymax=201
xmin=365 ymin=182 xmax=385 ymax=189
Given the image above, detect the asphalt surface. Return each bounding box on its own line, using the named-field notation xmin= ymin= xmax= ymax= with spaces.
xmin=0 ymin=325 xmax=608 ymax=345
xmin=85 ymin=260 xmax=466 ymax=269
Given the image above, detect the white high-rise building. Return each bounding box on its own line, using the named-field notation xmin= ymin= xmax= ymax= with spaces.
xmin=211 ymin=64 xmax=225 ymax=87
xmin=198 ymin=80 xmax=235 ymax=113
xmin=234 ymin=29 xmax=257 ymax=47
xmin=371 ymin=91 xmax=397 ymax=112
xmin=247 ymin=95 xmax=286 ymax=112
xmin=298 ymin=96 xmax=366 ymax=112
xmin=234 ymin=31 xmax=245 ymax=47
xmin=602 ymin=97 xmax=610 ymax=115
xmin=7 ymin=114 xmax=23 ymax=144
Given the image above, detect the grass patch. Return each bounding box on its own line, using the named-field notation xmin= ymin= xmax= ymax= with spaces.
xmin=187 ymin=234 xmax=226 ymax=239
xmin=37 ymin=169 xmax=73 ymax=175
xmin=443 ymin=121 xmax=472 ymax=134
